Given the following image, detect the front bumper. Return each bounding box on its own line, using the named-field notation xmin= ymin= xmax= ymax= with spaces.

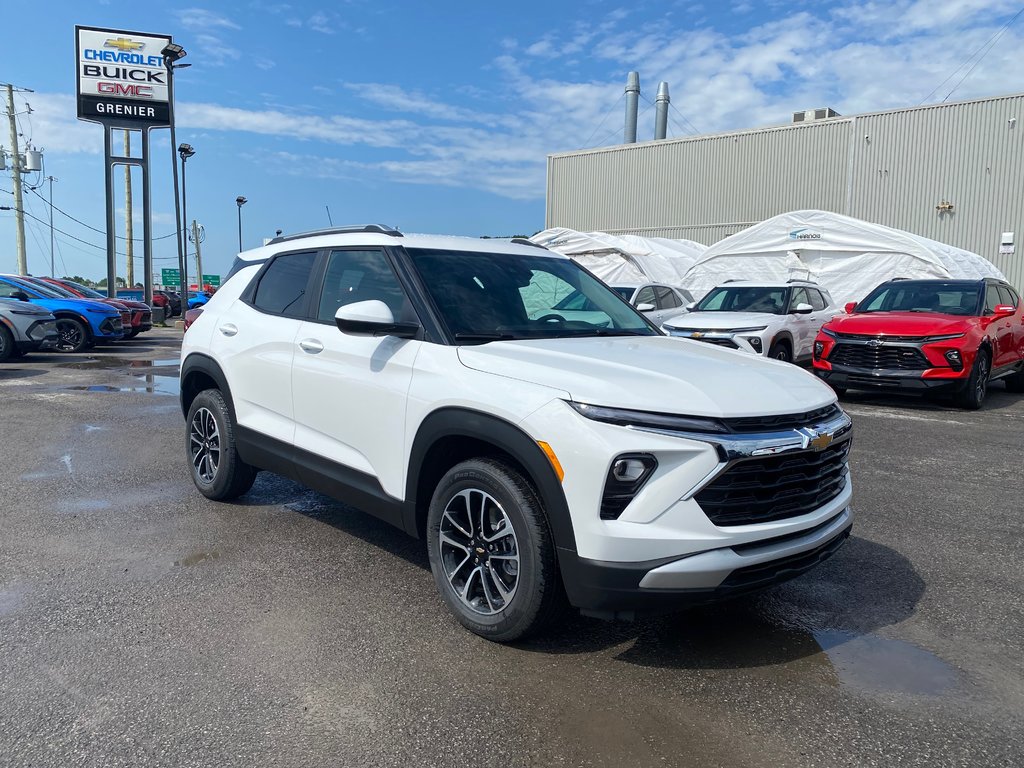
xmin=560 ymin=507 xmax=852 ymax=617
xmin=815 ymin=366 xmax=966 ymax=392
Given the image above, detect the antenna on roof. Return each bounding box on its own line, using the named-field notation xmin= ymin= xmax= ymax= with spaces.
xmin=325 ymin=205 xmax=334 ymax=226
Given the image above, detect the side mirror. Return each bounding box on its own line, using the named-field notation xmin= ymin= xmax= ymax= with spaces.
xmin=844 ymin=301 xmax=858 ymax=314
xmin=993 ymin=304 xmax=1016 ymax=318
xmin=335 ymin=300 xmax=419 ymax=338
xmin=636 ymin=302 xmax=655 ymax=312
xmin=685 ymin=301 xmax=697 ymax=311
xmin=11 ymin=291 xmax=30 ymax=302
xmin=792 ymin=302 xmax=814 ymax=314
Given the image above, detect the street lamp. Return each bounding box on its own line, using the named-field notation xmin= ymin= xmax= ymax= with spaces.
xmin=163 ymin=42 xmax=190 ymax=308
xmin=178 ymin=142 xmax=195 ymax=294
xmin=235 ymin=196 xmax=247 ymax=252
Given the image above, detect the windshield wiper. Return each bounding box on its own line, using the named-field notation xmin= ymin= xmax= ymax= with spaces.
xmin=453 ymin=332 xmax=519 ymax=341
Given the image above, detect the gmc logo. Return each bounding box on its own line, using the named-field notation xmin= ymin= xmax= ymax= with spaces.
xmin=97 ymin=82 xmax=153 ymax=98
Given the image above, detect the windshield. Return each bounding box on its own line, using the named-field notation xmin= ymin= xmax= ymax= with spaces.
xmin=695 ymin=286 xmax=789 ymax=314
xmin=857 ymin=282 xmax=981 ymax=316
xmin=63 ymin=280 xmax=105 ymax=299
xmin=7 ymin=276 xmax=63 ymax=298
xmin=407 ymin=248 xmax=658 ymax=341
xmin=23 ymin=277 xmax=76 ymax=298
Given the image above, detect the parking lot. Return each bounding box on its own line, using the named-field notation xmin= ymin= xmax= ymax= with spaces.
xmin=1 ymin=328 xmax=1022 ymax=768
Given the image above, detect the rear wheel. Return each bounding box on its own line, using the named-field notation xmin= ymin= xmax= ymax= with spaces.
xmin=426 ymin=458 xmax=562 ymax=642
xmin=55 ymin=318 xmax=90 ymax=353
xmin=955 ymin=349 xmax=990 ymax=410
xmin=0 ymin=325 xmax=14 ymax=361
xmin=186 ymin=389 xmax=257 ymax=500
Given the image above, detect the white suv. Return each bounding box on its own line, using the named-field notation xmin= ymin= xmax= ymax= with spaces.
xmin=180 ymin=227 xmax=853 ymax=641
xmin=663 ymin=280 xmax=839 ymax=362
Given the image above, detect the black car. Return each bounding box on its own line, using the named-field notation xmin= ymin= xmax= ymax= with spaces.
xmin=156 ymin=290 xmax=182 ymax=317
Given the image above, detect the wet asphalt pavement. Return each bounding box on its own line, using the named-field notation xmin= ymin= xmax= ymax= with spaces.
xmin=1 ymin=328 xmax=1022 ymax=767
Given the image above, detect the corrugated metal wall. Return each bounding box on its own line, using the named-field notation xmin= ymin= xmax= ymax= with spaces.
xmin=547 ymin=93 xmax=1024 ymax=292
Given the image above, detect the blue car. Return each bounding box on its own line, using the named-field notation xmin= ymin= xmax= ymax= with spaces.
xmin=0 ymin=275 xmax=124 ymax=352
xmin=187 ymin=291 xmax=210 ymax=309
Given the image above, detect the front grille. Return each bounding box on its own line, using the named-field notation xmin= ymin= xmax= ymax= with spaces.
xmin=693 ymin=337 xmax=739 ymax=349
xmin=835 ymin=332 xmax=926 ymax=343
xmin=721 ymin=404 xmax=841 ymax=433
xmin=828 ymin=342 xmax=929 ymax=370
xmin=696 ymin=439 xmax=851 ymax=526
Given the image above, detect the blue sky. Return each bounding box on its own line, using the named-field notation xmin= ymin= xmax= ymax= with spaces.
xmin=2 ymin=0 xmax=1022 ymax=282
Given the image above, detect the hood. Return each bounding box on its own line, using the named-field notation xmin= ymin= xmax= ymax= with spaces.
xmin=663 ymin=311 xmax=779 ymax=330
xmin=826 ymin=312 xmax=972 ymax=336
xmin=457 ymin=336 xmax=834 ymax=418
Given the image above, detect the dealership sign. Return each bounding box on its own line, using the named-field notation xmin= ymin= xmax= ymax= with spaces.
xmin=76 ymin=26 xmax=172 ymax=125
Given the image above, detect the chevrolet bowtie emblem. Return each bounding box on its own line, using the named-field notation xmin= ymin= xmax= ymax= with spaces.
xmin=691 ymin=331 xmax=703 ymax=339
xmin=105 ymin=37 xmax=145 ymax=52
xmin=809 ymin=432 xmax=834 ymax=451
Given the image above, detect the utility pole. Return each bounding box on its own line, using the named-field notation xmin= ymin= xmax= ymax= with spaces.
xmin=191 ymin=219 xmax=203 ymax=291
xmin=46 ymin=175 xmax=57 ymax=276
xmin=3 ymin=83 xmax=28 ymax=275
xmin=124 ymin=130 xmax=134 ymax=287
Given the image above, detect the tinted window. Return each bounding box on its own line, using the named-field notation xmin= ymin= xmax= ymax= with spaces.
xmin=0 ymin=281 xmax=32 ymax=299
xmin=790 ymin=287 xmax=810 ymax=310
xmin=654 ymin=286 xmax=681 ymax=309
xmin=251 ymin=251 xmax=317 ymax=317
xmin=858 ymin=282 xmax=982 ymax=316
xmin=997 ymin=285 xmax=1017 ymax=309
xmin=696 ymin=286 xmax=788 ymax=314
xmin=317 ymin=249 xmax=410 ymax=322
xmin=984 ymin=284 xmax=1001 ymax=315
xmin=407 ymin=249 xmax=655 ymax=340
xmin=808 ymin=289 xmax=826 ymax=311
xmin=635 ymin=286 xmax=656 ymax=306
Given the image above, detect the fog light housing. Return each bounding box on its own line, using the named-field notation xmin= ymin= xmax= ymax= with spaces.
xmin=601 ymin=454 xmax=657 ymax=520
xmin=813 ymin=341 xmax=825 ymax=359
xmin=745 ymin=336 xmax=763 ymax=353
xmin=944 ymin=349 xmax=963 ymax=371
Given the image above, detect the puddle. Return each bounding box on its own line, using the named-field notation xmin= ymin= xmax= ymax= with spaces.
xmin=60 ymin=356 xmax=180 ymax=371
xmin=175 ymin=551 xmax=220 ymax=567
xmin=65 ymin=373 xmax=180 ymax=397
xmin=813 ymin=629 xmax=958 ymax=696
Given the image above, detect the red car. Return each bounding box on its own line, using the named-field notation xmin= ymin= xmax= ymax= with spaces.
xmin=813 ymin=278 xmax=1024 ymax=409
xmin=41 ymin=278 xmax=153 ymax=338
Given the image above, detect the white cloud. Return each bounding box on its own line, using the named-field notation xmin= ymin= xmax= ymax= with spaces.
xmin=178 ymin=8 xmax=241 ymax=30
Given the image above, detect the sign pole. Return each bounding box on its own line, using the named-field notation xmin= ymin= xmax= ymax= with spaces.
xmin=141 ymin=127 xmax=153 ymax=307
xmin=104 ymin=125 xmax=117 ymax=297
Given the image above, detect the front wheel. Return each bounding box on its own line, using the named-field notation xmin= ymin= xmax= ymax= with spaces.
xmin=426 ymin=458 xmax=562 ymax=642
xmin=186 ymin=389 xmax=257 ymax=500
xmin=0 ymin=325 xmax=14 ymax=361
xmin=767 ymin=340 xmax=792 ymax=362
xmin=55 ymin=318 xmax=90 ymax=353
xmin=955 ymin=349 xmax=990 ymax=410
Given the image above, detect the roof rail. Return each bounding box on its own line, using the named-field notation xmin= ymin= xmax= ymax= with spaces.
xmin=268 ymin=224 xmax=403 ymax=245
xmin=722 ymin=278 xmax=741 ymax=283
xmin=785 ymin=277 xmax=817 ymax=284
xmin=511 ymin=237 xmax=548 ymax=249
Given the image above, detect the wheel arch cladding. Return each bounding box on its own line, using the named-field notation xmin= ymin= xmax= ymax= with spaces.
xmin=180 ymin=354 xmax=235 ymax=420
xmin=405 ymin=407 xmax=576 ymax=552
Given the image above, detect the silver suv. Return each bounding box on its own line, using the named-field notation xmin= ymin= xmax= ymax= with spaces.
xmin=0 ymin=297 xmax=58 ymax=361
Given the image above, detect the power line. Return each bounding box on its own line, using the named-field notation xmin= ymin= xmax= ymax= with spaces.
xmin=919 ymin=5 xmax=1024 ymax=104
xmin=26 ymin=186 xmax=180 ymax=241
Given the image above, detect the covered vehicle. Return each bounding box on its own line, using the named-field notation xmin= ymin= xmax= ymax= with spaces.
xmin=682 ymin=210 xmax=1004 ymax=305
xmin=0 ymin=297 xmax=58 ymax=360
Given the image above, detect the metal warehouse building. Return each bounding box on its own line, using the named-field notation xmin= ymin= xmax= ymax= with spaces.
xmin=545 ymin=92 xmax=1024 ymax=292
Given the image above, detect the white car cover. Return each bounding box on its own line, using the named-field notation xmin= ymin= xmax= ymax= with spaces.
xmin=530 ymin=228 xmax=705 ymax=286
xmin=682 ymin=210 xmax=1005 ymax=305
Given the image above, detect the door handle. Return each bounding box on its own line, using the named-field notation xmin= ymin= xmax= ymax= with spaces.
xmin=299 ymin=339 xmax=324 ymax=354
xmin=218 ymin=323 xmax=238 ymax=337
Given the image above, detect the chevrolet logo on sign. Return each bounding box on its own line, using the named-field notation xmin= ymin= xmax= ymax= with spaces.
xmin=808 ymin=432 xmax=834 ymax=451
xmin=105 ymin=37 xmax=145 ymax=52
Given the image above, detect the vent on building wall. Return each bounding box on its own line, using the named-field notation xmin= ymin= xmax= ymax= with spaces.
xmin=792 ymin=107 xmax=841 ymax=123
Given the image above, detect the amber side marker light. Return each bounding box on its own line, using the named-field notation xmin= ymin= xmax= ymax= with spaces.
xmin=537 ymin=441 xmax=564 ymax=482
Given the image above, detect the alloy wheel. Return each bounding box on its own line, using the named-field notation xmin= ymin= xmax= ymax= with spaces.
xmin=189 ymin=407 xmax=221 ymax=484
xmin=56 ymin=321 xmax=83 ymax=352
xmin=439 ymin=488 xmax=520 ymax=615
xmin=976 ymin=355 xmax=989 ymax=401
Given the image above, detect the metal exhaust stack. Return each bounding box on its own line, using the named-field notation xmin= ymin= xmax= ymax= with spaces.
xmin=655 ymin=82 xmax=670 ymax=140
xmin=624 ymin=71 xmax=640 ymax=143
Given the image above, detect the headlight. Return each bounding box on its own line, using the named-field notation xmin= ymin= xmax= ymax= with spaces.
xmin=726 ymin=326 xmax=768 ymax=333
xmin=87 ymin=307 xmax=113 ymax=315
xmin=813 ymin=341 xmax=825 ymax=359
xmin=568 ymin=401 xmax=729 ymax=434
xmin=923 ymin=333 xmax=966 ymax=342
xmin=9 ymin=309 xmax=47 ymax=316
xmin=819 ymin=327 xmax=837 ymax=338
xmin=601 ymin=454 xmax=658 ymax=520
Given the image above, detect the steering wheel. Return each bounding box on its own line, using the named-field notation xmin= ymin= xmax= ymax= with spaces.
xmin=534 ymin=314 xmax=567 ymax=324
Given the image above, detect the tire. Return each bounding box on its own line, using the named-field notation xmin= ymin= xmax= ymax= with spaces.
xmin=767 ymin=339 xmax=792 ymax=362
xmin=55 ymin=317 xmax=90 ymax=353
xmin=955 ymin=349 xmax=990 ymax=410
xmin=186 ymin=389 xmax=258 ymax=500
xmin=126 ymin=328 xmax=140 ymax=339
xmin=426 ymin=458 xmax=562 ymax=642
xmin=0 ymin=325 xmax=14 ymax=362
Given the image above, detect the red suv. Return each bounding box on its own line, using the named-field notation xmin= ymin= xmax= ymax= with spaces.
xmin=41 ymin=278 xmax=153 ymax=338
xmin=813 ymin=278 xmax=1024 ymax=409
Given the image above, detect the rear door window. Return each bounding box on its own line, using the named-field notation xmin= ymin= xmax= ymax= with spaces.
xmin=251 ymin=251 xmax=318 ymax=318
